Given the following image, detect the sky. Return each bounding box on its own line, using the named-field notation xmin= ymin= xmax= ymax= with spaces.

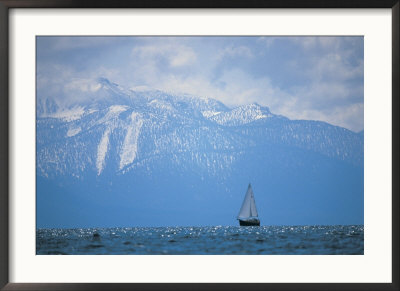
xmin=37 ymin=36 xmax=364 ymax=132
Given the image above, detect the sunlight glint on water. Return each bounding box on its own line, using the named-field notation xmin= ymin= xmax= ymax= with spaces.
xmin=36 ymin=225 xmax=363 ymax=255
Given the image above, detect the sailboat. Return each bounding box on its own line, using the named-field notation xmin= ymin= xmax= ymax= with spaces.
xmin=237 ymin=183 xmax=260 ymax=226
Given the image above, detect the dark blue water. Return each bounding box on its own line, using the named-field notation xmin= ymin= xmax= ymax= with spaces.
xmin=36 ymin=225 xmax=363 ymax=255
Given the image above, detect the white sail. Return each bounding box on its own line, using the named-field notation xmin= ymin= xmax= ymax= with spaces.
xmin=249 ymin=188 xmax=258 ymax=217
xmin=238 ymin=184 xmax=258 ymax=219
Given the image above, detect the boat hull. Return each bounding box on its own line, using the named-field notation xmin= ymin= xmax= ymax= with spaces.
xmin=239 ymin=219 xmax=260 ymax=226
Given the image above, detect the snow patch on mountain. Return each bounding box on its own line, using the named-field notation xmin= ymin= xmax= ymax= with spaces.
xmin=87 ymin=108 xmax=98 ymax=114
xmin=209 ymin=103 xmax=273 ymax=126
xmin=202 ymin=111 xmax=221 ymax=118
xmin=96 ymin=127 xmax=111 ymax=175
xmin=97 ymin=105 xmax=129 ymax=125
xmin=149 ymin=99 xmax=175 ymax=112
xmin=119 ymin=112 xmax=143 ymax=170
xmin=67 ymin=127 xmax=81 ymax=137
xmin=109 ymin=105 xmax=129 ymax=115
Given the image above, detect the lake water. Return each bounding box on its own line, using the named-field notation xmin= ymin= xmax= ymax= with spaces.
xmin=36 ymin=225 xmax=363 ymax=255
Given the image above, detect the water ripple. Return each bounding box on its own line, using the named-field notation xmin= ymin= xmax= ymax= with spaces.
xmin=37 ymin=225 xmax=364 ymax=255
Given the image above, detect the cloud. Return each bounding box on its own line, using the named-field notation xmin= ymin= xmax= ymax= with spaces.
xmin=283 ymin=102 xmax=364 ymax=132
xmin=301 ymin=53 xmax=363 ymax=82
xmin=216 ymin=45 xmax=254 ymax=60
xmin=258 ymin=36 xmax=329 ymax=50
xmin=253 ymin=36 xmax=364 ymax=131
xmin=150 ymin=68 xmax=290 ymax=111
xmin=37 ymin=36 xmax=364 ymax=132
xmin=256 ymin=36 xmax=280 ymax=48
xmin=36 ymin=64 xmax=119 ymax=109
xmin=64 ymin=78 xmax=102 ymax=93
xmin=43 ymin=36 xmax=117 ymax=51
xmin=286 ymin=36 xmax=350 ymax=51
xmin=131 ymin=44 xmax=196 ymax=67
xmin=290 ymin=37 xmax=320 ymax=50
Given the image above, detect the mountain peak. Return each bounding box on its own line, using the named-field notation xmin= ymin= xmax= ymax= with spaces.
xmin=205 ymin=102 xmax=274 ymax=126
xmin=96 ymin=77 xmax=113 ymax=86
xmin=241 ymin=102 xmax=271 ymax=113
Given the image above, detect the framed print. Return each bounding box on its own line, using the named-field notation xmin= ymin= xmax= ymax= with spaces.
xmin=1 ymin=1 xmax=399 ymax=290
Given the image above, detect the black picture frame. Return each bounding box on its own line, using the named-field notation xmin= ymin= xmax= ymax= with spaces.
xmin=0 ymin=1 xmax=398 ymax=290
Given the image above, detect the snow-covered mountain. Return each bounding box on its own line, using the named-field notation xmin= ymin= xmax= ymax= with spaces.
xmin=36 ymin=78 xmax=364 ymax=228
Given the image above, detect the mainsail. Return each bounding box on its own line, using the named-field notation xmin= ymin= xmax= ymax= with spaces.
xmin=238 ymin=184 xmax=258 ymax=219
